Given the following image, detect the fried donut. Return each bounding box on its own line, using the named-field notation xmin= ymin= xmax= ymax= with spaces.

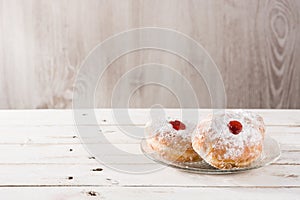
xmin=192 ymin=111 xmax=265 ymax=169
xmin=145 ymin=119 xmax=201 ymax=162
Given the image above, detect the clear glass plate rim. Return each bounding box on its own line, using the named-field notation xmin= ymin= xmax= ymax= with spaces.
xmin=140 ymin=135 xmax=281 ymax=174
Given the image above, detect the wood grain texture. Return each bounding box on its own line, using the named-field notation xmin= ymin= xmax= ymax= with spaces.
xmin=0 ymin=188 xmax=299 ymax=200
xmin=0 ymin=110 xmax=299 ymax=198
xmin=0 ymin=110 xmax=298 ymax=190
xmin=0 ymin=109 xmax=299 ymax=126
xmin=256 ymin=0 xmax=300 ymax=108
xmin=0 ymin=0 xmax=299 ymax=109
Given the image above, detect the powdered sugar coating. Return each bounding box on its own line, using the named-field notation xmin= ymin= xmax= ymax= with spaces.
xmin=145 ymin=118 xmax=196 ymax=141
xmin=145 ymin=118 xmax=200 ymax=162
xmin=192 ymin=110 xmax=265 ymax=168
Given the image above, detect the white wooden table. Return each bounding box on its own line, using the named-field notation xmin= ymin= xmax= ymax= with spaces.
xmin=0 ymin=109 xmax=299 ymax=199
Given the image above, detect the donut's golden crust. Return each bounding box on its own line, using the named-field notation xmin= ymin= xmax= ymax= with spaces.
xmin=192 ymin=112 xmax=265 ymax=169
xmin=147 ymin=133 xmax=201 ymax=162
xmin=192 ymin=136 xmax=262 ymax=169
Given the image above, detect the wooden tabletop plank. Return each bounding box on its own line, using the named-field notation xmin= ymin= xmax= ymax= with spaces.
xmin=0 ymin=187 xmax=299 ymax=200
xmin=0 ymin=164 xmax=298 ymax=187
xmin=0 ymin=110 xmax=298 ymax=192
xmin=0 ymin=126 xmax=298 ymax=165
xmin=0 ymin=125 xmax=298 ymax=145
xmin=0 ymin=144 xmax=297 ymax=165
xmin=0 ymin=109 xmax=299 ymax=126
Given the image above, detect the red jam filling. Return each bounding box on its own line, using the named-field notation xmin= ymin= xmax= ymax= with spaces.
xmin=169 ymin=120 xmax=186 ymax=130
xmin=227 ymin=120 xmax=243 ymax=135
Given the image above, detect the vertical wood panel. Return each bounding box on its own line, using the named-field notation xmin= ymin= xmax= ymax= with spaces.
xmin=0 ymin=0 xmax=299 ymax=109
xmin=257 ymin=0 xmax=299 ymax=108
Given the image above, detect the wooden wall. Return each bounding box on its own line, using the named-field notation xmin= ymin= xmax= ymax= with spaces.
xmin=0 ymin=0 xmax=299 ymax=109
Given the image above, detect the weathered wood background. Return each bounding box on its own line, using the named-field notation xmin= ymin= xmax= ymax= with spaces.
xmin=0 ymin=0 xmax=299 ymax=109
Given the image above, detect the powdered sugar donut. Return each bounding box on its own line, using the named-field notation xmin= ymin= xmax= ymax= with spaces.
xmin=145 ymin=119 xmax=201 ymax=162
xmin=192 ymin=111 xmax=265 ymax=169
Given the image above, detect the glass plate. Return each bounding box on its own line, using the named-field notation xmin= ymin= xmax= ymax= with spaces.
xmin=140 ymin=135 xmax=281 ymax=174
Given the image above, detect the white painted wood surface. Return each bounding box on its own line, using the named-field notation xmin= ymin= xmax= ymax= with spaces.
xmin=0 ymin=109 xmax=299 ymax=199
